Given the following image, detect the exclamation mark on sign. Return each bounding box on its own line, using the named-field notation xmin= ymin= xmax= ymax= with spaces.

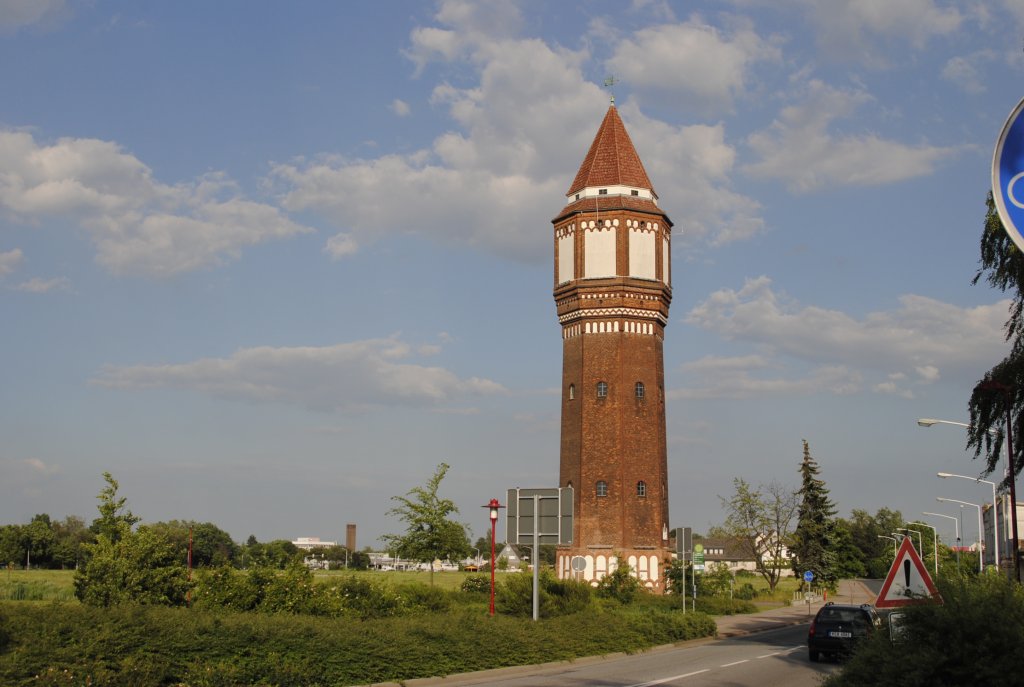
xmin=904 ymin=560 xmax=911 ymax=588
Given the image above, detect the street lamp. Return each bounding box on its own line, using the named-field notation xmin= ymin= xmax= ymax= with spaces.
xmin=878 ymin=534 xmax=898 ymax=556
xmin=937 ymin=497 xmax=983 ymax=573
xmin=896 ymin=527 xmax=922 ymax=555
xmin=924 ymin=511 xmax=961 ymax=569
xmin=919 ymin=414 xmax=1019 ymax=580
xmin=482 ymin=498 xmax=504 ymax=617
xmin=938 ymin=471 xmax=999 ymax=570
xmin=913 ymin=521 xmax=939 ymax=576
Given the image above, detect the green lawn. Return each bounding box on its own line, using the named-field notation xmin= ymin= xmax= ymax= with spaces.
xmin=0 ymin=568 xmax=76 ymax=602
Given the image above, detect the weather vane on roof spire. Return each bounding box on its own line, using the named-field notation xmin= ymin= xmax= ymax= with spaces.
xmin=603 ymin=75 xmax=618 ymax=104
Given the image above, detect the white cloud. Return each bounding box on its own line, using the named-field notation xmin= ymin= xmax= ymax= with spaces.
xmin=16 ymin=276 xmax=69 ymax=293
xmin=272 ymin=6 xmax=767 ymax=258
xmin=0 ymin=248 xmax=23 ymax=276
xmin=674 ymin=354 xmax=861 ymax=399
xmin=0 ymin=131 xmax=313 ymax=276
xmin=942 ymin=51 xmax=994 ymax=94
xmin=685 ymin=276 xmax=1008 ymax=392
xmin=323 ymin=232 xmax=358 ymax=259
xmin=391 ymin=99 xmax=411 ymax=117
xmin=798 ymin=0 xmax=961 ymax=62
xmin=92 ymin=337 xmax=506 ymax=412
xmin=22 ymin=457 xmax=59 ymax=475
xmin=0 ymin=0 xmax=69 ymax=31
xmin=606 ymin=16 xmax=781 ymax=115
xmin=743 ymin=80 xmax=959 ymax=192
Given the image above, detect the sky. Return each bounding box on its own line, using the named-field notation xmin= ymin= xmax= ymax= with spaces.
xmin=2 ymin=0 xmax=1023 ymax=552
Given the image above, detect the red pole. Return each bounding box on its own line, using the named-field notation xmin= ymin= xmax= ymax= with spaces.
xmin=490 ymin=515 xmax=497 ymax=616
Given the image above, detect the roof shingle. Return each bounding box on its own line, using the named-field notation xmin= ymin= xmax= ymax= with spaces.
xmin=566 ymin=105 xmax=655 ymax=197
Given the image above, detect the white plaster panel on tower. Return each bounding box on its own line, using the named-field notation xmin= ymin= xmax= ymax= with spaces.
xmin=558 ymin=232 xmax=575 ymax=284
xmin=629 ymin=227 xmax=656 ymax=280
xmin=584 ymin=225 xmax=616 ymax=278
xmin=662 ymin=236 xmax=670 ymax=286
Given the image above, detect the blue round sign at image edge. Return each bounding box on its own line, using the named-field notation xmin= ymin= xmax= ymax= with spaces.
xmin=803 ymin=570 xmax=814 ymax=582
xmin=992 ymin=96 xmax=1024 ymax=252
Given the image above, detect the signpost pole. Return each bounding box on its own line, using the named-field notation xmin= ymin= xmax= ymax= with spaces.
xmin=532 ymin=494 xmax=540 ymax=622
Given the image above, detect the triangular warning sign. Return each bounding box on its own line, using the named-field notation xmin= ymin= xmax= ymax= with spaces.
xmin=876 ymin=537 xmax=941 ymax=608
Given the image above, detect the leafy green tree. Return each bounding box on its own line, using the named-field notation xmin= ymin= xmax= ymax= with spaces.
xmin=596 ymin=562 xmax=642 ymax=604
xmin=51 ymin=516 xmax=91 ymax=570
xmin=381 ymin=462 xmax=470 ymax=585
xmin=89 ymin=472 xmax=140 ymax=543
xmin=74 ymin=525 xmax=190 ymax=606
xmin=149 ymin=520 xmax=238 ymax=567
xmin=0 ymin=525 xmax=23 ymax=568
xmin=24 ymin=514 xmax=55 ymax=568
xmin=790 ymin=440 xmax=839 ymax=587
xmin=842 ymin=507 xmax=905 ymax=578
xmin=720 ymin=477 xmax=798 ymax=592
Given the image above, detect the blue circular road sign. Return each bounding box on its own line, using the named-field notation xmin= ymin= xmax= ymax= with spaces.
xmin=992 ymin=97 xmax=1024 ymax=251
xmin=803 ymin=570 xmax=814 ymax=583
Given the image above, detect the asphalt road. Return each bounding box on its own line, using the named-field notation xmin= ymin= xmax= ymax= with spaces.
xmin=400 ymin=624 xmax=840 ymax=687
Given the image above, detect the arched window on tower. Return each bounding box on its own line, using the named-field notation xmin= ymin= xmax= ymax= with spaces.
xmin=635 ymin=381 xmax=645 ymax=399
xmin=596 ymin=481 xmax=608 ymax=497
xmin=637 ymin=481 xmax=647 ymax=497
xmin=596 ymin=381 xmax=608 ymax=398
xmin=569 ymin=384 xmax=575 ymax=400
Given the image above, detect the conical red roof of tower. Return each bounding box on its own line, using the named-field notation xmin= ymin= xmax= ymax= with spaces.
xmin=566 ymin=105 xmax=655 ymax=197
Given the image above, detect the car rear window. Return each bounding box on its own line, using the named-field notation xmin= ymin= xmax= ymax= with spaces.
xmin=820 ymin=608 xmax=867 ymax=624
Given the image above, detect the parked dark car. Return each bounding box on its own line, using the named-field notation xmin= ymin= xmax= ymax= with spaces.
xmin=807 ymin=602 xmax=881 ymax=661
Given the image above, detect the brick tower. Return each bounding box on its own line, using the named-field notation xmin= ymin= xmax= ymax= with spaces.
xmin=553 ymin=104 xmax=672 ymax=591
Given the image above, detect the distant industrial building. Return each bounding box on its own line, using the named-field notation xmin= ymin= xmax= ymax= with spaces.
xmin=292 ymin=537 xmax=337 ymax=551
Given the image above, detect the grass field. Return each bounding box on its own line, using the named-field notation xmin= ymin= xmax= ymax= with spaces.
xmin=1 ymin=566 xmax=806 ymax=603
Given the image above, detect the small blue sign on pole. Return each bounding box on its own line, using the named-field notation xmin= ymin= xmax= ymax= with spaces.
xmin=803 ymin=570 xmax=814 ymax=583
xmin=992 ymin=97 xmax=1024 ymax=251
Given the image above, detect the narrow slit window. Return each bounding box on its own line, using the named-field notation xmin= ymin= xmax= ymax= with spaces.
xmin=596 ymin=481 xmax=608 ymax=497
xmin=596 ymin=381 xmax=608 ymax=398
xmin=635 ymin=381 xmax=645 ymax=399
xmin=637 ymin=481 xmax=647 ymax=497
xmin=568 ymin=384 xmax=575 ymax=400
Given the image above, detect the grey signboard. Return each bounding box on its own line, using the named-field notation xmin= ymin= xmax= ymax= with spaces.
xmin=505 ymin=487 xmax=573 ymax=546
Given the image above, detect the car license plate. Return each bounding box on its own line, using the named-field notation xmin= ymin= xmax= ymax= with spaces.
xmin=829 ymin=631 xmax=852 ymax=638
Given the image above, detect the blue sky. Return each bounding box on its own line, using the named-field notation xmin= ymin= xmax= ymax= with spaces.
xmin=2 ymin=0 xmax=1021 ymax=550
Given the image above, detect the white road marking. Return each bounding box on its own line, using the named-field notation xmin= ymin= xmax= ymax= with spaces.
xmin=757 ymin=652 xmax=780 ymax=658
xmin=720 ymin=660 xmax=749 ymax=667
xmin=632 ymin=669 xmax=710 ymax=686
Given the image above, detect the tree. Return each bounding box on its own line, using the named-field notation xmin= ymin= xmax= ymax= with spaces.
xmin=149 ymin=520 xmax=238 ymax=567
xmin=842 ymin=507 xmax=906 ymax=578
xmin=790 ymin=440 xmax=839 ymax=587
xmin=89 ymin=472 xmax=140 ymax=543
xmin=51 ymin=516 xmax=91 ymax=570
xmin=381 ymin=462 xmax=470 ymax=585
xmin=74 ymin=474 xmax=188 ymax=606
xmin=967 ymin=194 xmax=1024 ymax=484
xmin=74 ymin=525 xmax=190 ymax=606
xmin=720 ymin=477 xmax=799 ymax=592
xmin=24 ymin=514 xmax=55 ymax=568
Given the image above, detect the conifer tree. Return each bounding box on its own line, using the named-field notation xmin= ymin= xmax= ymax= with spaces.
xmin=790 ymin=440 xmax=839 ymax=587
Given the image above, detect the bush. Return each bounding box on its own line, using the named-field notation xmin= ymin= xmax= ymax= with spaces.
xmin=496 ymin=570 xmax=592 ymax=618
xmin=733 ymin=582 xmax=758 ymax=600
xmin=823 ymin=574 xmax=1024 ymax=686
xmin=460 ymin=574 xmax=490 ymax=594
xmin=596 ymin=563 xmax=642 ymax=604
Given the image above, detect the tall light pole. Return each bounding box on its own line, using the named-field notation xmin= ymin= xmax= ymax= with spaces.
xmin=938 ymin=472 xmax=999 ymax=570
xmin=919 ymin=413 xmax=1019 ymax=580
xmin=937 ymin=497 xmax=983 ymax=573
xmin=913 ymin=521 xmax=939 ymax=576
xmin=878 ymin=534 xmax=898 ymax=556
xmin=482 ymin=498 xmax=504 ymax=617
xmin=897 ymin=527 xmax=922 ymax=555
xmin=924 ymin=511 xmax=961 ymax=568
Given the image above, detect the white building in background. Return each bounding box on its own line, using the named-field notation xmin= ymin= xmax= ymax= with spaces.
xmin=292 ymin=537 xmax=338 ymax=551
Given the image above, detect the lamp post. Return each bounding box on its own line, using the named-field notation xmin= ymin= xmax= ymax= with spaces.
xmin=878 ymin=535 xmax=898 ymax=556
xmin=482 ymin=498 xmax=504 ymax=617
xmin=913 ymin=522 xmax=939 ymax=576
xmin=920 ymin=411 xmax=1019 ymax=580
xmin=937 ymin=497 xmax=983 ymax=573
xmin=896 ymin=527 xmax=922 ymax=555
xmin=924 ymin=511 xmax=961 ymax=569
xmin=938 ymin=472 xmax=999 ymax=570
